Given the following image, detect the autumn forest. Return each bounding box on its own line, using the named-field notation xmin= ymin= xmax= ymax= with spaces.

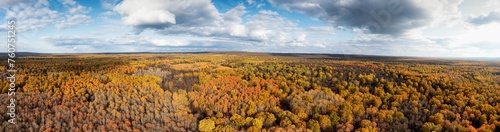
xmin=0 ymin=52 xmax=499 ymax=132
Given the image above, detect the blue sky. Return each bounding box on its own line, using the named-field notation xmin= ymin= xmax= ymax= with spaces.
xmin=1 ymin=0 xmax=500 ymax=57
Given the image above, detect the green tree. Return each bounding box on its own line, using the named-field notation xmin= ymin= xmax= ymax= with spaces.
xmin=307 ymin=119 xmax=321 ymax=132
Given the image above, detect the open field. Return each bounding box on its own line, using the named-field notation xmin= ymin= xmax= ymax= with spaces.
xmin=1 ymin=52 xmax=499 ymax=131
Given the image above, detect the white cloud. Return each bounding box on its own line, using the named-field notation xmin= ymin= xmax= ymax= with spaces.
xmin=222 ymin=5 xmax=247 ymax=37
xmin=333 ymin=35 xmax=447 ymax=57
xmin=296 ymin=34 xmax=306 ymax=42
xmin=247 ymin=0 xmax=255 ymax=5
xmin=268 ymin=0 xmax=464 ymax=35
xmin=150 ymin=39 xmax=190 ymax=46
xmin=1 ymin=0 xmax=495 ymax=58
xmin=123 ymin=8 xmax=176 ymax=26
xmin=4 ymin=1 xmax=58 ymax=31
xmin=55 ymin=3 xmax=92 ymax=30
xmin=67 ymin=4 xmax=90 ymax=14
xmin=101 ymin=0 xmax=120 ymax=9
xmin=59 ymin=0 xmax=76 ymax=6
xmin=467 ymin=11 xmax=500 ymax=26
xmin=56 ymin=14 xmax=92 ymax=30
xmin=100 ymin=11 xmax=118 ymax=16
xmin=40 ymin=34 xmax=256 ymax=53
xmin=111 ymin=2 xmax=323 ymax=48
xmin=243 ymin=10 xmax=299 ymax=43
xmin=450 ymin=23 xmax=500 ymax=46
xmin=308 ymin=26 xmax=334 ymax=32
xmin=3 ymin=0 xmax=92 ymax=31
xmin=256 ymin=3 xmax=265 ymax=8
xmin=43 ymin=35 xmax=214 ymax=47
xmin=329 ymin=23 xmax=500 ymax=57
xmin=0 ymin=0 xmax=32 ymax=8
xmin=113 ymin=0 xmax=220 ymax=33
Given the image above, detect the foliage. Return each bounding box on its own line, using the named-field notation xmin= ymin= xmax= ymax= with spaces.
xmin=0 ymin=53 xmax=499 ymax=131
xmin=198 ymin=119 xmax=215 ymax=132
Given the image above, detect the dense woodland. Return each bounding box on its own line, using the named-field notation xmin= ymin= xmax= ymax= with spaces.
xmin=0 ymin=53 xmax=499 ymax=131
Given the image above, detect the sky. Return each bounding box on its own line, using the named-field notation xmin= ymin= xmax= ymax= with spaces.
xmin=0 ymin=0 xmax=499 ymax=57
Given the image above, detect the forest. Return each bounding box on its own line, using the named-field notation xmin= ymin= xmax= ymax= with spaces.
xmin=0 ymin=52 xmax=499 ymax=132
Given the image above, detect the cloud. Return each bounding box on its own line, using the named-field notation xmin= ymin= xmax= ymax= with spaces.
xmin=42 ymin=35 xmax=153 ymax=49
xmin=101 ymin=0 xmax=120 ymax=9
xmin=324 ymin=28 xmax=500 ymax=57
xmin=105 ymin=0 xmax=495 ymax=57
xmin=113 ymin=0 xmax=220 ymax=34
xmin=55 ymin=15 xmax=92 ymax=30
xmin=41 ymin=34 xmax=333 ymax=53
xmin=247 ymin=0 xmax=255 ymax=5
xmin=467 ymin=11 xmax=500 ymax=26
xmin=43 ymin=35 xmax=234 ymax=48
xmin=0 ymin=0 xmax=32 ymax=8
xmin=4 ymin=0 xmax=58 ymax=31
xmin=257 ymin=3 xmax=265 ymax=8
xmin=41 ymin=35 xmax=255 ymax=53
xmin=3 ymin=0 xmax=92 ymax=31
xmin=114 ymin=2 xmax=315 ymax=47
xmin=55 ymin=0 xmax=93 ymax=30
xmin=41 ymin=35 xmax=140 ymax=52
xmin=215 ymin=8 xmax=311 ymax=46
xmin=59 ymin=0 xmax=77 ymax=5
xmin=447 ymin=23 xmax=500 ymax=53
xmin=327 ymin=34 xmax=451 ymax=57
xmin=268 ymin=0 xmax=463 ymax=36
xmin=221 ymin=4 xmax=247 ymax=37
xmin=242 ymin=10 xmax=300 ymax=43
